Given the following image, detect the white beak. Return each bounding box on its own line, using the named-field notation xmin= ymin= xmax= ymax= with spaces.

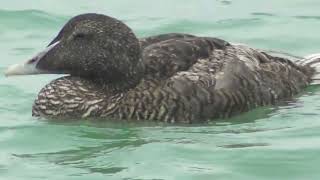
xmin=4 ymin=41 xmax=60 ymax=77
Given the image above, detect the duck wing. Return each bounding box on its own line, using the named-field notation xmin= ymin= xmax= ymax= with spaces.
xmin=140 ymin=33 xmax=196 ymax=49
xmin=141 ymin=34 xmax=229 ymax=79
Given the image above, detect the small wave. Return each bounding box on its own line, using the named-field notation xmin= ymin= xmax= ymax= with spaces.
xmin=139 ymin=18 xmax=264 ymax=37
xmin=294 ymin=15 xmax=320 ymax=20
xmin=0 ymin=9 xmax=68 ymax=30
xmin=219 ymin=142 xmax=269 ymax=148
xmin=218 ymin=0 xmax=232 ymax=5
xmin=251 ymin=12 xmax=275 ymax=17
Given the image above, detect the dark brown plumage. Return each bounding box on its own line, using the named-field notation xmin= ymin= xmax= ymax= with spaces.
xmin=6 ymin=13 xmax=320 ymax=123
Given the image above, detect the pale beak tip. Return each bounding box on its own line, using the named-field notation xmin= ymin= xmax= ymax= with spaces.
xmin=4 ymin=69 xmax=11 ymax=77
xmin=4 ymin=72 xmax=11 ymax=77
xmin=3 ymin=64 xmax=25 ymax=77
xmin=3 ymin=65 xmax=18 ymax=77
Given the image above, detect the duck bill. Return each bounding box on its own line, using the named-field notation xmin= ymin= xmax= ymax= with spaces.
xmin=4 ymin=62 xmax=44 ymax=77
xmin=4 ymin=41 xmax=60 ymax=77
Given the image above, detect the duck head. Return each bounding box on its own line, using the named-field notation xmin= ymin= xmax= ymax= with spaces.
xmin=5 ymin=13 xmax=143 ymax=85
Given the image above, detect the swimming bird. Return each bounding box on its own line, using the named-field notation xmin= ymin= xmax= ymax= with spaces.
xmin=4 ymin=13 xmax=320 ymax=123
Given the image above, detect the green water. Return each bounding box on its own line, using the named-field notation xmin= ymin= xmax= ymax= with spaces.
xmin=1 ymin=0 xmax=320 ymax=179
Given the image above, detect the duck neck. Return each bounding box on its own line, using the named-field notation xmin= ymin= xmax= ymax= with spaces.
xmin=91 ymin=59 xmax=145 ymax=93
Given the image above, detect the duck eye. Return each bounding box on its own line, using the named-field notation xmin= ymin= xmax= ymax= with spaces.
xmin=72 ymin=32 xmax=87 ymax=40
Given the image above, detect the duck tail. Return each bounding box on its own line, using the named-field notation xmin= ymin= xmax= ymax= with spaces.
xmin=300 ymin=53 xmax=320 ymax=85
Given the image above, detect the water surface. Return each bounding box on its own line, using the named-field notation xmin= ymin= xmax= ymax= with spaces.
xmin=1 ymin=0 xmax=320 ymax=179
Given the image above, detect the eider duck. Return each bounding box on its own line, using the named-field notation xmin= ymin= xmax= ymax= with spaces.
xmin=4 ymin=13 xmax=320 ymax=123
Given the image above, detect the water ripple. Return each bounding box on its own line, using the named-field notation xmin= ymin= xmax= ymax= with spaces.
xmin=294 ymin=15 xmax=320 ymax=20
xmin=0 ymin=9 xmax=68 ymax=30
